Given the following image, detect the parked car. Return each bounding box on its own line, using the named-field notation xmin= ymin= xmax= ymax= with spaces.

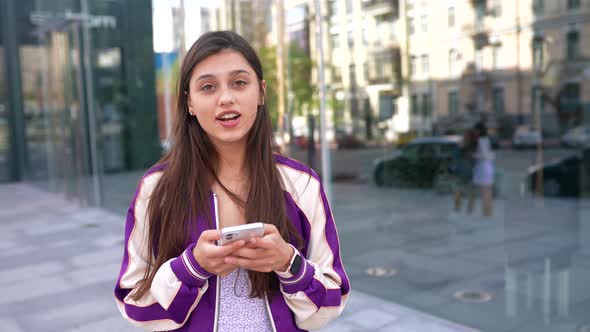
xmin=528 ymin=145 xmax=590 ymax=197
xmin=561 ymin=126 xmax=590 ymax=148
xmin=373 ymin=136 xmax=461 ymax=187
xmin=512 ymin=125 xmax=542 ymax=149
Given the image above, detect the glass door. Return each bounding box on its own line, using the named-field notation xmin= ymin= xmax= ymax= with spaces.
xmin=37 ymin=20 xmax=95 ymax=205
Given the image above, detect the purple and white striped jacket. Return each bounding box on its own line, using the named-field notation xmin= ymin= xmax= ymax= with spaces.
xmin=114 ymin=154 xmax=350 ymax=331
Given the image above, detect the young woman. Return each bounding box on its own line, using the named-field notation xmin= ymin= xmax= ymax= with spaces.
xmin=114 ymin=31 xmax=349 ymax=332
xmin=471 ymin=121 xmax=495 ymax=216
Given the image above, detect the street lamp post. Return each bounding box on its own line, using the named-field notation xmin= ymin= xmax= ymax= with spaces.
xmin=314 ymin=0 xmax=332 ymax=202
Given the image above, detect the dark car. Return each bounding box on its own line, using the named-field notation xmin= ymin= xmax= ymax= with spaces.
xmin=528 ymin=145 xmax=590 ymax=197
xmin=373 ymin=136 xmax=462 ymax=187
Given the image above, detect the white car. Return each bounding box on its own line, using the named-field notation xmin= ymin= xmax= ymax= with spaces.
xmin=561 ymin=126 xmax=590 ymax=148
xmin=512 ymin=125 xmax=542 ymax=148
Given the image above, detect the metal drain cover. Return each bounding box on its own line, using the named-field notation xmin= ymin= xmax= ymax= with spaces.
xmin=365 ymin=266 xmax=397 ymax=278
xmin=453 ymin=290 xmax=492 ymax=303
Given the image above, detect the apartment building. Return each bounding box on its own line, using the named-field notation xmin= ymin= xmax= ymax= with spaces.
xmin=404 ymin=0 xmax=590 ymax=138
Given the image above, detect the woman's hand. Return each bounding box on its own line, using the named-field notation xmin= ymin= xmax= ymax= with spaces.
xmin=192 ymin=230 xmax=245 ymax=277
xmin=225 ymin=224 xmax=294 ymax=273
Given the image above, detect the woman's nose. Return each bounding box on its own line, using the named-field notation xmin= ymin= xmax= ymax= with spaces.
xmin=219 ymin=87 xmax=235 ymax=106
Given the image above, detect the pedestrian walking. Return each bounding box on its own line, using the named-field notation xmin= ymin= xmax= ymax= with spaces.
xmin=453 ymin=129 xmax=476 ymax=213
xmin=114 ymin=31 xmax=349 ymax=332
xmin=469 ymin=121 xmax=495 ymax=217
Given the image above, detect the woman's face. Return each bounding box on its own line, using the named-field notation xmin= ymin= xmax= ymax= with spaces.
xmin=187 ymin=49 xmax=265 ymax=148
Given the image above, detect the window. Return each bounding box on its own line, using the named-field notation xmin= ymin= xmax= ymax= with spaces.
xmin=328 ymin=0 xmax=338 ymax=17
xmin=475 ymin=49 xmax=483 ymax=72
xmin=531 ymin=86 xmax=545 ymax=120
xmin=421 ymin=15 xmax=428 ymax=33
xmin=346 ymin=0 xmax=353 ymax=14
xmin=411 ymin=55 xmax=417 ymax=76
xmin=347 ymin=30 xmax=354 ymax=49
xmin=364 ymin=62 xmax=370 ymax=81
xmin=378 ymin=93 xmax=395 ymax=120
xmin=349 ymin=64 xmax=357 ymax=85
xmin=448 ymin=91 xmax=458 ymax=114
xmin=567 ymin=31 xmax=579 ymax=60
xmin=475 ymin=0 xmax=486 ymax=29
xmin=331 ymin=33 xmax=340 ymax=49
xmin=561 ymin=83 xmax=581 ymax=113
xmin=532 ymin=36 xmax=544 ymax=71
xmin=492 ymin=45 xmax=501 ymax=69
xmin=449 ymin=49 xmax=458 ymax=76
xmin=402 ymin=144 xmax=420 ymax=159
xmin=409 ymin=17 xmax=415 ymax=35
xmin=491 ymin=0 xmax=502 ymax=16
xmin=533 ymin=0 xmax=544 ymax=15
xmin=411 ymin=94 xmax=419 ymax=115
xmin=421 ymin=54 xmax=429 ymax=75
xmin=493 ymin=87 xmax=504 ymax=114
xmin=421 ymin=93 xmax=431 ymax=116
xmin=448 ymin=7 xmax=455 ymax=27
xmin=568 ymin=0 xmax=581 ymax=10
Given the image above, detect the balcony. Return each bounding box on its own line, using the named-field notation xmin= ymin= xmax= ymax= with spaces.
xmin=361 ymin=0 xmax=399 ymax=17
xmin=366 ymin=47 xmax=402 ymax=94
xmin=462 ymin=23 xmax=490 ymax=49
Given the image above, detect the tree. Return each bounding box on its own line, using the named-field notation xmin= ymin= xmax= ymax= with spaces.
xmin=258 ymin=46 xmax=279 ymax=129
xmin=288 ymin=41 xmax=315 ymax=118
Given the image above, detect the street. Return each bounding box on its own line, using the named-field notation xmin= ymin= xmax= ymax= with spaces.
xmin=1 ymin=146 xmax=588 ymax=332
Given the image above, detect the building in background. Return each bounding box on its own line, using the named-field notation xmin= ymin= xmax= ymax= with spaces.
xmin=400 ymin=0 xmax=590 ymax=139
xmin=255 ymin=0 xmax=590 ymax=144
xmin=0 ymin=0 xmax=160 ymax=206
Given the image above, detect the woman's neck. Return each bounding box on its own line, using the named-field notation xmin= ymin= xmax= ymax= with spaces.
xmin=215 ymin=142 xmax=248 ymax=182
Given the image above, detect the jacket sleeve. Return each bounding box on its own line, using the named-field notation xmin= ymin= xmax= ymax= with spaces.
xmin=276 ymin=173 xmax=351 ymax=330
xmin=114 ymin=172 xmax=213 ymax=331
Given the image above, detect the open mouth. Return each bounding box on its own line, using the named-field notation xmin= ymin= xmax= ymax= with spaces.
xmin=216 ymin=113 xmax=241 ymax=122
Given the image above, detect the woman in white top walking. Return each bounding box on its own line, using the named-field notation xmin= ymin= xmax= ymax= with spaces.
xmin=469 ymin=122 xmax=495 ymax=216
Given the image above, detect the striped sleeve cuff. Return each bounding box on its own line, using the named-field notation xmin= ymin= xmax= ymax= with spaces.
xmin=276 ymin=250 xmax=315 ymax=294
xmin=170 ymin=243 xmax=213 ymax=288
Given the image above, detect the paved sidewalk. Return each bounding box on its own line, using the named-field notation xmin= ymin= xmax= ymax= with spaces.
xmin=0 ymin=183 xmax=478 ymax=332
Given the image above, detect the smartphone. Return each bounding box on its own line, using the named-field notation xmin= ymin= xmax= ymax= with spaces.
xmin=219 ymin=222 xmax=265 ymax=246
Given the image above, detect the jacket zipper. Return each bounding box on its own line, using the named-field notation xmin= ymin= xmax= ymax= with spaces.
xmin=213 ymin=192 xmax=221 ymax=332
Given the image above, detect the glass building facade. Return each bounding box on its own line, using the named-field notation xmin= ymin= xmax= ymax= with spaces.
xmin=0 ymin=0 xmax=160 ymax=208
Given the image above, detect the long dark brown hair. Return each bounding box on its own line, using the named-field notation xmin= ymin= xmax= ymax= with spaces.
xmin=132 ymin=31 xmax=302 ymax=300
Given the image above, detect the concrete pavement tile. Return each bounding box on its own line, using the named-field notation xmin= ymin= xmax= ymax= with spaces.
xmin=341 ymin=307 xmax=400 ymax=329
xmin=34 ymin=298 xmax=116 ymax=324
xmin=375 ymin=315 xmax=479 ymax=332
xmin=0 ymin=245 xmax=36 ymax=258
xmin=70 ymin=247 xmax=123 ymax=268
xmin=67 ymin=263 xmax=122 ymax=287
xmin=93 ymin=234 xmax=124 ymax=247
xmin=62 ymin=316 xmax=143 ymax=332
xmin=0 ymin=318 xmax=24 ymax=332
xmin=23 ymin=221 xmax=81 ymax=236
xmin=315 ymin=321 xmax=359 ymax=332
xmin=0 ymin=261 xmax=65 ymax=284
xmin=0 ymin=276 xmax=73 ymax=305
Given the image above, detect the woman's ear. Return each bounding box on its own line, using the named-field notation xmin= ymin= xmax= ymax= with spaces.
xmin=185 ymin=91 xmax=194 ymax=115
xmin=259 ymin=80 xmax=266 ymax=106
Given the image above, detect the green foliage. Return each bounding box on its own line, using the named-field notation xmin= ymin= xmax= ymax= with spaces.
xmin=288 ymin=42 xmax=315 ymax=117
xmin=258 ymin=46 xmax=279 ymax=129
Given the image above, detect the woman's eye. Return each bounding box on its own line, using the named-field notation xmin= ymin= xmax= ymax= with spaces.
xmin=234 ymin=80 xmax=247 ymax=87
xmin=200 ymin=84 xmax=214 ymax=91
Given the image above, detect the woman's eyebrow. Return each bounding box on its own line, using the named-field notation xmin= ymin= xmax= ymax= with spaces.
xmin=195 ymin=69 xmax=250 ymax=82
